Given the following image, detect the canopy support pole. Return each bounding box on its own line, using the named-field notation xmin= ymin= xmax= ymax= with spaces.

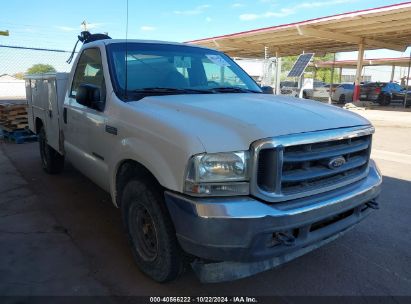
xmin=353 ymin=41 xmax=365 ymax=103
xmin=390 ymin=65 xmax=396 ymax=82
xmin=404 ymin=50 xmax=411 ymax=108
xmin=329 ymin=53 xmax=336 ymax=104
xmin=275 ymin=52 xmax=281 ymax=95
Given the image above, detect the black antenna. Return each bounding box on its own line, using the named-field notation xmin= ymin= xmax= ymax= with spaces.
xmin=124 ymin=0 xmax=129 ymax=100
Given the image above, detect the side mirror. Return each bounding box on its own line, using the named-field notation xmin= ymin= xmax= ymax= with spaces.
xmin=76 ymin=84 xmax=101 ymax=109
xmin=261 ymin=86 xmax=274 ymax=94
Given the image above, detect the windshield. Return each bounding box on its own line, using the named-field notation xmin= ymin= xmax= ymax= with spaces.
xmin=106 ymin=42 xmax=262 ymax=100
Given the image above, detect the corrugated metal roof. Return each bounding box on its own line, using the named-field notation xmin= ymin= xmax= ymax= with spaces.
xmin=186 ymin=2 xmax=411 ymax=57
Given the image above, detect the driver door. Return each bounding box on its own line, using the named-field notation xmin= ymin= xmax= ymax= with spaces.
xmin=63 ymin=47 xmax=110 ymax=190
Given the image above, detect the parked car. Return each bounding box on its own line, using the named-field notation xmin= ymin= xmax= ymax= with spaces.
xmin=360 ymin=82 xmax=385 ymax=102
xmin=378 ymin=82 xmax=411 ymax=106
xmin=280 ymin=81 xmax=298 ymax=96
xmin=332 ymin=83 xmax=354 ymax=103
xmin=304 ymin=83 xmax=338 ymax=101
xmin=25 ymin=33 xmax=382 ymax=283
xmin=280 ymin=81 xmax=298 ymax=88
xmin=361 ymin=82 xmax=411 ymax=105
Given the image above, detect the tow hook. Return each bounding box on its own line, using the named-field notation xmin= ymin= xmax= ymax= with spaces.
xmin=366 ymin=200 xmax=380 ymax=210
xmin=273 ymin=232 xmax=296 ymax=247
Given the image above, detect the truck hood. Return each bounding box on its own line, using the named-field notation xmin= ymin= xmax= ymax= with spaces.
xmin=131 ymin=93 xmax=371 ymax=153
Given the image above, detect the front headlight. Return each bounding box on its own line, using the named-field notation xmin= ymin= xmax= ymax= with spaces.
xmin=184 ymin=151 xmax=249 ymax=196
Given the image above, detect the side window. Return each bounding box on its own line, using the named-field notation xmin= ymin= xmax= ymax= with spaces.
xmin=70 ymin=48 xmax=106 ymax=101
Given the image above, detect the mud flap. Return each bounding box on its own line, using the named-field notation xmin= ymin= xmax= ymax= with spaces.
xmin=191 ymin=226 xmax=355 ymax=283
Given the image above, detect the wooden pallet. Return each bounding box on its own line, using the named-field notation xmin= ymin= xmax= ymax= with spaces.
xmin=0 ymin=103 xmax=29 ymax=132
xmin=1 ymin=129 xmax=37 ymax=144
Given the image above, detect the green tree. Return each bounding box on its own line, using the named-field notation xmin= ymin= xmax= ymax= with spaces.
xmin=313 ymin=53 xmax=339 ymax=83
xmin=13 ymin=72 xmax=25 ymax=80
xmin=26 ymin=64 xmax=56 ymax=75
xmin=281 ymin=55 xmax=298 ymax=73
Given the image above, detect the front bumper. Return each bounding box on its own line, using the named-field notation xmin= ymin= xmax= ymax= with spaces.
xmin=165 ymin=160 xmax=382 ymax=263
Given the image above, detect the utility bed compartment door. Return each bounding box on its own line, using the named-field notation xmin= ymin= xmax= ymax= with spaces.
xmin=45 ymin=79 xmax=60 ymax=151
xmin=25 ymin=80 xmax=34 ymax=132
xmin=25 ymin=73 xmax=68 ymax=154
xmin=26 ymin=78 xmax=47 ymax=133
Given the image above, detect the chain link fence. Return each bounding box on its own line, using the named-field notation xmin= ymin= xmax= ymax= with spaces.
xmin=0 ymin=45 xmax=74 ymax=100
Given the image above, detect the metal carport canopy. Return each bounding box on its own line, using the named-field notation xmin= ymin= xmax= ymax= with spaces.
xmin=314 ymin=57 xmax=411 ymax=68
xmin=313 ymin=57 xmax=411 ymax=83
xmin=186 ymin=2 xmax=411 ymax=57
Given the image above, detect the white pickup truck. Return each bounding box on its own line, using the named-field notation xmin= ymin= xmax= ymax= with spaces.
xmin=25 ymin=34 xmax=382 ymax=283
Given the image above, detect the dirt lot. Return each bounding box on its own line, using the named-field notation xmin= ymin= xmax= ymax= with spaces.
xmin=0 ymin=108 xmax=410 ymax=299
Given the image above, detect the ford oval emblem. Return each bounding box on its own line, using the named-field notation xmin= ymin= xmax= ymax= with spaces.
xmin=328 ymin=156 xmax=346 ymax=169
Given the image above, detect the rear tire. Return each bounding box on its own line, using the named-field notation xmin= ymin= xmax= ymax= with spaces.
xmin=338 ymin=94 xmax=346 ymax=104
xmin=38 ymin=127 xmax=64 ymax=174
xmin=121 ymin=179 xmax=184 ymax=282
xmin=379 ymin=94 xmax=391 ymax=106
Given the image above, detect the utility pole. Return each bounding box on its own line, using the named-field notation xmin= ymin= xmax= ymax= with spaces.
xmin=0 ymin=30 xmax=9 ymax=36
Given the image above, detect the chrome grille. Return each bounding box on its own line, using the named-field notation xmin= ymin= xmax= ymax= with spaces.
xmin=251 ymin=126 xmax=374 ymax=202
xmin=281 ymin=135 xmax=370 ymax=194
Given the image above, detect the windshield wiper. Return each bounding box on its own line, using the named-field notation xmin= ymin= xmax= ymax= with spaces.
xmin=132 ymin=87 xmax=211 ymax=94
xmin=209 ymin=87 xmax=261 ymax=93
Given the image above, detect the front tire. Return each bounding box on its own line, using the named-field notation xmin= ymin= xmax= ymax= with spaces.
xmin=39 ymin=126 xmax=64 ymax=174
xmin=121 ymin=179 xmax=184 ymax=282
xmin=338 ymin=94 xmax=346 ymax=104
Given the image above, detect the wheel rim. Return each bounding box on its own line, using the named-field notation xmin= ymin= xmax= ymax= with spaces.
xmin=131 ymin=204 xmax=159 ymax=262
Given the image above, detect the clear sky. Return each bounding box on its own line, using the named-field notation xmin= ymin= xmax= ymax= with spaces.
xmin=1 ymin=0 xmax=410 ymax=79
xmin=1 ymin=0 xmax=409 ymax=49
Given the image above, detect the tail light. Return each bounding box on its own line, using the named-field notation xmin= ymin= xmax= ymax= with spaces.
xmin=375 ymin=87 xmax=381 ymax=94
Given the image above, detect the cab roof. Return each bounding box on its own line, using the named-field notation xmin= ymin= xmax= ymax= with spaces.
xmin=84 ymin=38 xmax=213 ymax=51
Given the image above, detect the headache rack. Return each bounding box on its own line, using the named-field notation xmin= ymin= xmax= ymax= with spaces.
xmin=250 ymin=126 xmax=374 ymax=203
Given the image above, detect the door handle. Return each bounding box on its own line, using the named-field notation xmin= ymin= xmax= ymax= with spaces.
xmin=63 ymin=108 xmax=67 ymax=124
